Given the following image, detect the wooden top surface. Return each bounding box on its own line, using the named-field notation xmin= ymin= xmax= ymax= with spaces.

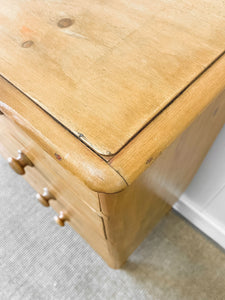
xmin=0 ymin=0 xmax=225 ymax=155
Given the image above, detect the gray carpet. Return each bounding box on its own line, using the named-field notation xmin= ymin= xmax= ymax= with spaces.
xmin=1 ymin=155 xmax=225 ymax=300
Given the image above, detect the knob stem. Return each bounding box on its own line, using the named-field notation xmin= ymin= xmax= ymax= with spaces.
xmin=36 ymin=188 xmax=55 ymax=207
xmin=54 ymin=211 xmax=68 ymax=227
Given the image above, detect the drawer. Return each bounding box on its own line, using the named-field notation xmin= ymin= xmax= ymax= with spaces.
xmin=0 ymin=114 xmax=106 ymax=239
xmin=0 ymin=113 xmax=100 ymax=207
xmin=1 ymin=114 xmax=100 ymax=211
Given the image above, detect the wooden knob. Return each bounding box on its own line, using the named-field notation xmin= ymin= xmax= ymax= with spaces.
xmin=8 ymin=150 xmax=33 ymax=175
xmin=54 ymin=211 xmax=68 ymax=227
xmin=36 ymin=188 xmax=55 ymax=207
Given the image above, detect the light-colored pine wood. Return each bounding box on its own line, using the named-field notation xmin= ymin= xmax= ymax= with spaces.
xmin=50 ymin=199 xmax=116 ymax=267
xmin=0 ymin=0 xmax=225 ymax=154
xmin=1 ymin=60 xmax=225 ymax=270
xmin=2 ymin=115 xmax=102 ymax=212
xmin=8 ymin=150 xmax=33 ymax=175
xmin=0 ymin=115 xmax=106 ymax=238
xmin=0 ymin=77 xmax=127 ymax=193
xmin=54 ymin=211 xmax=69 ymax=227
xmin=36 ymin=188 xmax=56 ymax=207
xmin=0 ymin=114 xmax=101 ymax=211
xmin=0 ymin=116 xmax=123 ymax=266
xmin=1 ymin=0 xmax=225 ymax=269
xmin=110 ymin=53 xmax=225 ymax=185
xmin=0 ymin=133 xmax=112 ymax=261
xmin=99 ymin=86 xmax=225 ymax=268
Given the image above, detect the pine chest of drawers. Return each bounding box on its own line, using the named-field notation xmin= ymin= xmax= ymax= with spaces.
xmin=0 ymin=0 xmax=225 ymax=268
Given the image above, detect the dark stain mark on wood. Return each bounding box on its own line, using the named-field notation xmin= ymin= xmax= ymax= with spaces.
xmin=57 ymin=18 xmax=74 ymax=28
xmin=146 ymin=157 xmax=153 ymax=165
xmin=54 ymin=153 xmax=62 ymax=160
xmin=21 ymin=40 xmax=33 ymax=48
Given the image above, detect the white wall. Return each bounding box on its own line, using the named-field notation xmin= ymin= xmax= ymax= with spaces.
xmin=174 ymin=124 xmax=225 ymax=248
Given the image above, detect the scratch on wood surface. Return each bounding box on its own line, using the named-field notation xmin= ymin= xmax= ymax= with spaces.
xmin=62 ymin=29 xmax=87 ymax=39
xmin=64 ymin=153 xmax=70 ymax=159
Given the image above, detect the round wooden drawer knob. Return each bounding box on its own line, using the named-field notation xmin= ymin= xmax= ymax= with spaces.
xmin=36 ymin=188 xmax=55 ymax=207
xmin=54 ymin=211 xmax=68 ymax=227
xmin=8 ymin=150 xmax=34 ymax=175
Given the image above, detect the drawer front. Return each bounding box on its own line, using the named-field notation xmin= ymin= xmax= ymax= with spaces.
xmin=0 ymin=114 xmax=106 ymax=239
xmin=2 ymin=114 xmax=100 ymax=211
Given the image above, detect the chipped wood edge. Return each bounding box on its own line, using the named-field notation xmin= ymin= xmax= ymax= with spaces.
xmin=0 ymin=76 xmax=127 ymax=193
xmin=109 ymin=53 xmax=225 ymax=185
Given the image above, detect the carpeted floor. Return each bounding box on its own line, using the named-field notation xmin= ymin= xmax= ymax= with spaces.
xmin=1 ymin=154 xmax=225 ymax=300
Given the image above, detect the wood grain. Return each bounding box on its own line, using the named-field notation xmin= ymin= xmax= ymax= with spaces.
xmin=98 ymin=85 xmax=225 ymax=268
xmin=3 ymin=115 xmax=101 ymax=212
xmin=0 ymin=115 xmax=106 ymax=238
xmin=1 ymin=66 xmax=225 ymax=268
xmin=1 ymin=0 xmax=225 ymax=269
xmin=0 ymin=133 xmax=111 ymax=260
xmin=99 ymin=179 xmax=171 ymax=268
xmin=110 ymin=53 xmax=225 ymax=185
xmin=0 ymin=0 xmax=225 ymax=154
xmin=0 ymin=114 xmax=100 ymax=210
xmin=0 ymin=77 xmax=127 ymax=193
xmin=0 ymin=118 xmax=125 ymax=266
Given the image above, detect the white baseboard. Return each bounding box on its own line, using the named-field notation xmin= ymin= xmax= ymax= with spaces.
xmin=173 ymin=196 xmax=225 ymax=249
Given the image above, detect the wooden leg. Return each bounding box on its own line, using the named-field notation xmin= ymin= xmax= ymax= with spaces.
xmin=98 ymin=90 xmax=225 ymax=268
